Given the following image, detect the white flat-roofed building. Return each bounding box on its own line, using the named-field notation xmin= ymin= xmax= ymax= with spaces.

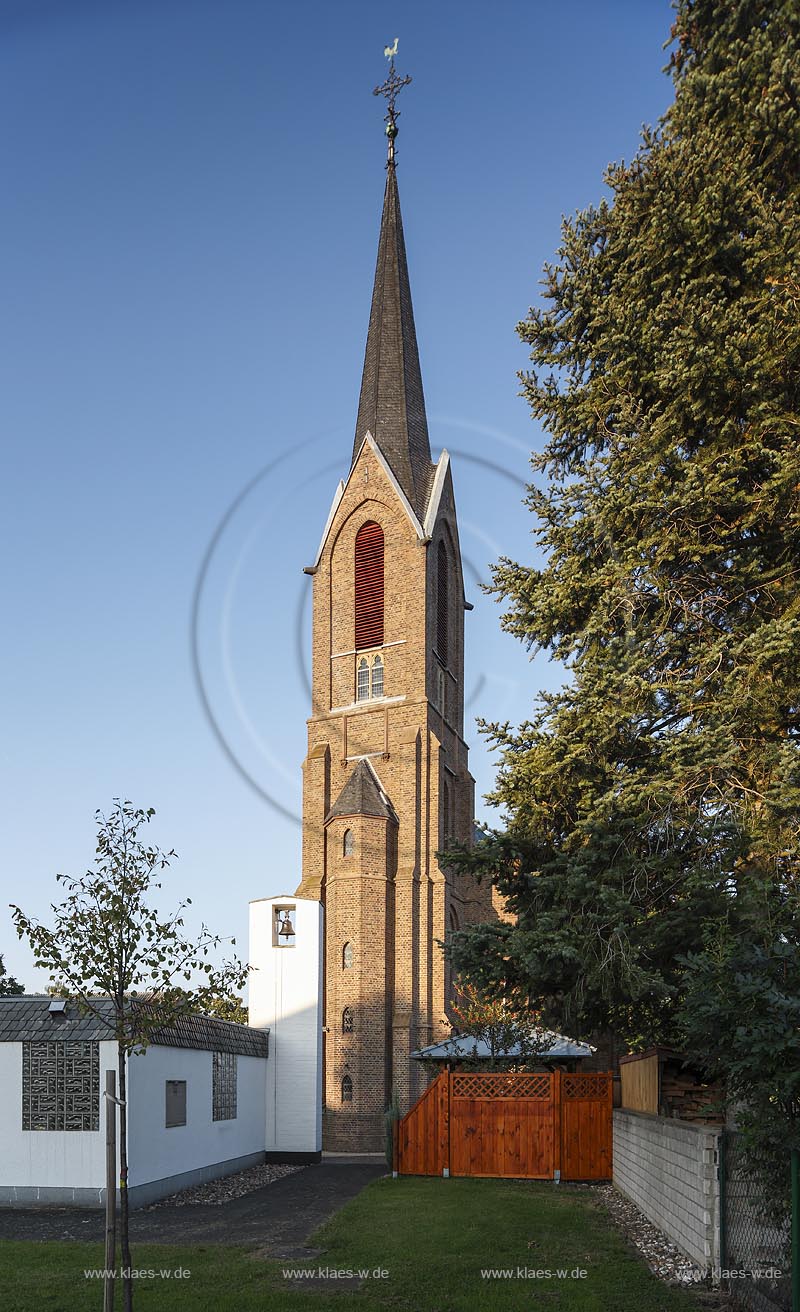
xmin=0 ymin=997 xmax=269 ymax=1208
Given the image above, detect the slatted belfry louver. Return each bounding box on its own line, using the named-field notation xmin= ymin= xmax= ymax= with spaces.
xmin=436 ymin=540 xmax=449 ymax=666
xmin=355 ymin=521 xmax=384 ymax=650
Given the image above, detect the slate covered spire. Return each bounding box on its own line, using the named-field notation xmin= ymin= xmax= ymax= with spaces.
xmin=352 ymin=156 xmax=434 ymax=519
xmin=325 ymin=759 xmax=398 ymax=825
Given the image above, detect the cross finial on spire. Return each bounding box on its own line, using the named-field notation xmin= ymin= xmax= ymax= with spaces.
xmin=374 ymin=40 xmax=412 ymax=166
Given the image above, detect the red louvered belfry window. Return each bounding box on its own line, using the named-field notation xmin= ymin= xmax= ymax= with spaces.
xmin=354 ymin=521 xmax=384 ymax=650
xmin=437 ymin=540 xmax=449 ymax=667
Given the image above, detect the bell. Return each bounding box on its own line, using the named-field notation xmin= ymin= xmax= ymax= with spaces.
xmin=277 ymin=912 xmax=295 ymax=939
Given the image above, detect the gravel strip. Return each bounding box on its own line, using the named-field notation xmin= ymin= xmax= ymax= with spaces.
xmin=145 ymin=1162 xmax=305 ymax=1208
xmin=587 ymin=1183 xmax=720 ymax=1292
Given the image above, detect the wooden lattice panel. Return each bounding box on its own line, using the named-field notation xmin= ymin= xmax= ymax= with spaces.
xmin=563 ymin=1074 xmax=611 ymax=1100
xmin=452 ymin=1073 xmax=552 ymax=1101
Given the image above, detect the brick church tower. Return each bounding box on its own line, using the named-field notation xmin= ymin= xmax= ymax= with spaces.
xmin=295 ymin=74 xmax=493 ymax=1151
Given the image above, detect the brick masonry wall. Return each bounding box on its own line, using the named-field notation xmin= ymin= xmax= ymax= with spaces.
xmin=297 ymin=442 xmax=493 ymax=1151
xmin=613 ymin=1109 xmax=721 ymax=1272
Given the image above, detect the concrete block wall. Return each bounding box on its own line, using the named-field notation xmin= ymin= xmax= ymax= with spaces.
xmin=613 ymin=1108 xmax=721 ymax=1272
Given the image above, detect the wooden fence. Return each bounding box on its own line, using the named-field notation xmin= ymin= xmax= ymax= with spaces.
xmin=394 ymin=1070 xmax=612 ymax=1181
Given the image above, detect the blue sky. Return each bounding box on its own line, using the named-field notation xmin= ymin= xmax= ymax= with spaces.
xmin=1 ymin=0 xmax=675 ymax=990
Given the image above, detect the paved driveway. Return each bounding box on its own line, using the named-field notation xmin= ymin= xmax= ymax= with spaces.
xmin=0 ymin=1162 xmax=384 ymax=1255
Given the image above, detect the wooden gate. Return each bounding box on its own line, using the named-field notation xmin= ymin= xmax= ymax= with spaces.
xmin=395 ymin=1070 xmax=612 ymax=1181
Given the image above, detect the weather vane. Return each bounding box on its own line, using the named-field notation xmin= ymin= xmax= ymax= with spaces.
xmin=374 ymin=38 xmax=412 ymax=165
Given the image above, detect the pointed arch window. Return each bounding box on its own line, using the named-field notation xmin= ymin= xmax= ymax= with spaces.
xmin=436 ymin=540 xmax=449 ymax=667
xmin=342 ymin=1006 xmax=354 ymax=1033
xmin=357 ymin=657 xmax=370 ymax=701
xmin=342 ymin=941 xmax=353 ymax=969
xmin=341 ymin=1074 xmax=353 ymax=1103
xmin=343 ymin=829 xmax=355 ymax=858
xmin=356 ymin=653 xmax=385 ymax=702
xmin=355 ymin=521 xmax=384 ymax=650
xmin=442 ymin=779 xmax=451 ymax=844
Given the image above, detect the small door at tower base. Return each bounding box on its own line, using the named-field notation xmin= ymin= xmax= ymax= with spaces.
xmin=248 ymin=895 xmax=323 ymax=1157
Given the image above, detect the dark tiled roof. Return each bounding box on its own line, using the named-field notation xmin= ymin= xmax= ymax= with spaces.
xmin=0 ymin=997 xmax=268 ymax=1058
xmin=353 ymin=161 xmax=435 ymax=520
xmin=0 ymin=997 xmax=113 ymax=1043
xmin=325 ymin=759 xmax=398 ymax=825
xmin=150 ymin=1014 xmax=268 ymax=1059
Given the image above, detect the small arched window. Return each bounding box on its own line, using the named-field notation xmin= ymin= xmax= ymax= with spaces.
xmin=355 ymin=521 xmax=384 ymax=650
xmin=357 ymin=657 xmax=370 ymax=702
xmin=342 ymin=941 xmax=353 ymax=969
xmin=342 ymin=1006 xmax=354 ymax=1033
xmin=341 ymin=1074 xmax=353 ymax=1103
xmin=436 ymin=540 xmax=449 ymax=667
xmin=343 ymin=829 xmax=355 ymax=857
xmin=356 ymin=653 xmax=385 ymax=703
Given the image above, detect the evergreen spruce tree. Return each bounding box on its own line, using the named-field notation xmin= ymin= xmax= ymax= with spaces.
xmin=448 ymin=0 xmax=800 ymax=1049
xmin=0 ymin=955 xmax=24 ymax=996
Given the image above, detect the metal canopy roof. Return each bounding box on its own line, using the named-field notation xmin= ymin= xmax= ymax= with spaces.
xmin=411 ymin=1033 xmax=594 ymax=1062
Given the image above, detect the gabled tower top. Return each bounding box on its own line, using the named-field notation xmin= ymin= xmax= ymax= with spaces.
xmin=352 ymin=44 xmax=434 ymax=520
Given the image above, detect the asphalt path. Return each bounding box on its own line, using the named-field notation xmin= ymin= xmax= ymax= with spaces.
xmin=0 ymin=1162 xmax=385 ymax=1255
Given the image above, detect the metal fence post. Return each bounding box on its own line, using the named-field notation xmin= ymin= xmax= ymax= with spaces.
xmin=718 ymin=1130 xmax=727 ymax=1273
xmin=786 ymin=1144 xmax=792 ymax=1312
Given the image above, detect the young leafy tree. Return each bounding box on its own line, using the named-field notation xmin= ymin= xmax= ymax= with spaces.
xmin=450 ymin=979 xmax=559 ymax=1070
xmin=11 ymin=801 xmax=247 ymax=1312
xmin=202 ymin=991 xmax=248 ymax=1025
xmin=0 ymin=954 xmax=24 ymax=996
xmin=448 ymin=0 xmax=800 ymax=1050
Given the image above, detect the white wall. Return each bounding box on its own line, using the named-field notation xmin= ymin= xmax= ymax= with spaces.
xmin=126 ymin=1045 xmax=266 ymax=1201
xmin=0 ymin=1038 xmax=267 ymax=1207
xmin=0 ymin=1040 xmax=117 ymax=1205
xmin=613 ymin=1109 xmax=721 ymax=1272
xmin=249 ymin=896 xmax=323 ymax=1155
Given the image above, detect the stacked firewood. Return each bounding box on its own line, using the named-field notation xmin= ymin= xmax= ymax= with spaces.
xmin=660 ymin=1065 xmax=724 ymax=1122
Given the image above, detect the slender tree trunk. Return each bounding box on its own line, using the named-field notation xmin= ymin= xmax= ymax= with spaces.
xmin=103 ymin=1069 xmax=117 ymax=1312
xmin=118 ymin=1042 xmax=133 ymax=1312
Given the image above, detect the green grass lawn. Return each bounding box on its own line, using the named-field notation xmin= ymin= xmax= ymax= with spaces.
xmin=0 ymin=1179 xmax=709 ymax=1312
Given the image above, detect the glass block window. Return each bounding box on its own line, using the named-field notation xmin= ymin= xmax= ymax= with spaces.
xmin=212 ymin=1051 xmax=237 ymax=1121
xmin=22 ymin=1041 xmax=100 ymax=1131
